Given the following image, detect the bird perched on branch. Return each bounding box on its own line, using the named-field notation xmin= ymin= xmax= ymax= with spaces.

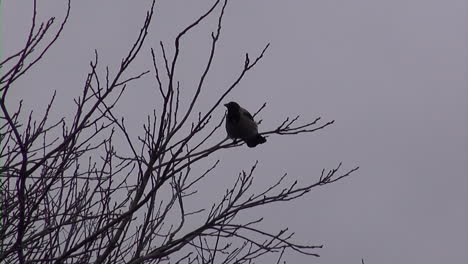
xmin=224 ymin=101 xmax=266 ymax=148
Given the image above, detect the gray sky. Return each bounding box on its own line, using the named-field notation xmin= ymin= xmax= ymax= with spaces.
xmin=3 ymin=0 xmax=468 ymax=263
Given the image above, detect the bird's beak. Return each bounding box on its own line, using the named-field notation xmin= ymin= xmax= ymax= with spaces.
xmin=224 ymin=103 xmax=228 ymax=107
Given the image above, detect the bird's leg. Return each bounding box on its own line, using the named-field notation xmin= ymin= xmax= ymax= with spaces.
xmin=225 ymin=135 xmax=238 ymax=144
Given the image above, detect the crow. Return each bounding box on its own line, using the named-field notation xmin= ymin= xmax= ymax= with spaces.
xmin=224 ymin=101 xmax=266 ymax=148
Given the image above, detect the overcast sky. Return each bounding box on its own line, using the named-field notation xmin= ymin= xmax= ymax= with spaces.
xmin=3 ymin=0 xmax=468 ymax=263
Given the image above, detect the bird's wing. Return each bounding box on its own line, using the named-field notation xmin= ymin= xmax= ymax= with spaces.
xmin=240 ymin=108 xmax=254 ymax=121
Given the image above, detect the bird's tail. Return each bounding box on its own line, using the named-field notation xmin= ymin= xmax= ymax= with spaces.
xmin=245 ymin=134 xmax=267 ymax=148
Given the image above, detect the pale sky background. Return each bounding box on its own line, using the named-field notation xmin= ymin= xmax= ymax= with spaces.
xmin=3 ymin=0 xmax=468 ymax=263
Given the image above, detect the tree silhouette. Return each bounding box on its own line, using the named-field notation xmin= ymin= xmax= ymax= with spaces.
xmin=0 ymin=0 xmax=358 ymax=263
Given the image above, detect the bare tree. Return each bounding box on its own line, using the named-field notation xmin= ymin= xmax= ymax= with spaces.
xmin=0 ymin=1 xmax=358 ymax=263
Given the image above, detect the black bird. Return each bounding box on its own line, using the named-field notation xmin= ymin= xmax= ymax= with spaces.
xmin=224 ymin=102 xmax=266 ymax=148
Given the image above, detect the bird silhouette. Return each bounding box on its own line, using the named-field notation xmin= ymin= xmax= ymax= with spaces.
xmin=224 ymin=101 xmax=266 ymax=148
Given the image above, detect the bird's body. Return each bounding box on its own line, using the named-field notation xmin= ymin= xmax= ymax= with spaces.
xmin=224 ymin=102 xmax=266 ymax=148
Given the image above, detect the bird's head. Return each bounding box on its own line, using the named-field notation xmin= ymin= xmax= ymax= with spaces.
xmin=224 ymin=101 xmax=240 ymax=111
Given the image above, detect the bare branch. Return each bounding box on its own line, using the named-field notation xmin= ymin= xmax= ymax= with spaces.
xmin=0 ymin=1 xmax=358 ymax=263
